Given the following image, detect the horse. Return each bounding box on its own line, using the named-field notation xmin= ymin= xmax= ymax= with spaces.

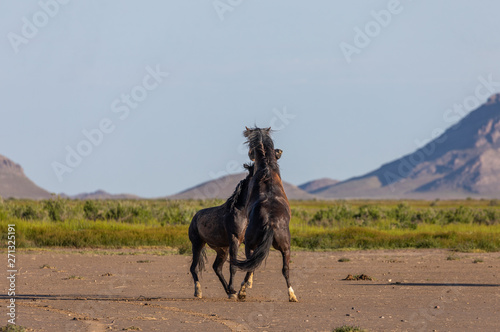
xmin=233 ymin=127 xmax=298 ymax=302
xmin=188 ymin=148 xmax=283 ymax=299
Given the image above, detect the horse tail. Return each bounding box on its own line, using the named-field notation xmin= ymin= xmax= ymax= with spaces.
xmin=196 ymin=247 xmax=208 ymax=276
xmin=188 ymin=214 xmax=208 ymax=276
xmin=233 ymin=226 xmax=274 ymax=272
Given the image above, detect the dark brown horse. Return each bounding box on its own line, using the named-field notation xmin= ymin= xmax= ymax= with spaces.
xmin=234 ymin=127 xmax=298 ymax=302
xmin=188 ymin=149 xmax=283 ymax=299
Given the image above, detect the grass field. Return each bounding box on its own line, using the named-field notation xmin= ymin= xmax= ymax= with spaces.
xmin=1 ymin=197 xmax=500 ymax=252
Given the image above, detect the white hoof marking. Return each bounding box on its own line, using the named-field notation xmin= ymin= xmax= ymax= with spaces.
xmin=288 ymin=286 xmax=298 ymax=302
xmin=194 ymin=281 xmax=202 ymax=298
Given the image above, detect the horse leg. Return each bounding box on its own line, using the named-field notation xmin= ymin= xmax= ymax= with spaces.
xmin=237 ymin=248 xmax=254 ymax=300
xmin=213 ymin=248 xmax=231 ymax=298
xmin=238 ymin=272 xmax=253 ymax=300
xmin=227 ymin=235 xmax=240 ymax=299
xmin=190 ymin=240 xmax=205 ymax=299
xmin=280 ymin=247 xmax=298 ymax=302
xmin=247 ymin=272 xmax=254 ymax=288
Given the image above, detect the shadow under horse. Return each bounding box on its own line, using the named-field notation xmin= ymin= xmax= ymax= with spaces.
xmin=189 ymin=148 xmax=283 ymax=299
xmin=233 ymin=127 xmax=298 ymax=302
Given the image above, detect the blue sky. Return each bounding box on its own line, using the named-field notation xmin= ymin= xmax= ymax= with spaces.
xmin=1 ymin=0 xmax=500 ymax=197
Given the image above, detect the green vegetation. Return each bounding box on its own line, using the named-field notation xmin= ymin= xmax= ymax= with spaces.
xmin=1 ymin=198 xmax=500 ymax=252
xmin=343 ymin=274 xmax=373 ymax=281
xmin=65 ymin=275 xmax=84 ymax=280
xmin=0 ymin=325 xmax=28 ymax=332
xmin=333 ymin=326 xmax=366 ymax=332
xmin=39 ymin=264 xmax=54 ymax=269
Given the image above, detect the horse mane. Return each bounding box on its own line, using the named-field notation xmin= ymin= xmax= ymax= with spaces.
xmin=243 ymin=127 xmax=280 ymax=178
xmin=225 ymin=163 xmax=253 ymax=211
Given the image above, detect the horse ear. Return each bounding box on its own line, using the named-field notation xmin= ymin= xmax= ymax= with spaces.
xmin=245 ymin=126 xmax=250 ymax=131
xmin=265 ymin=127 xmax=271 ymax=133
xmin=275 ymin=149 xmax=283 ymax=160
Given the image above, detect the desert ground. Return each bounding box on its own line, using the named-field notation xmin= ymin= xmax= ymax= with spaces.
xmin=2 ymin=249 xmax=499 ymax=331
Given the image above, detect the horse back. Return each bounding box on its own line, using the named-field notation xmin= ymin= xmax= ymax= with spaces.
xmin=191 ymin=205 xmax=229 ymax=247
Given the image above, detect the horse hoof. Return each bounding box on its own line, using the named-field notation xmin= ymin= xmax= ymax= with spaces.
xmin=288 ymin=286 xmax=297 ymax=302
xmin=194 ymin=282 xmax=202 ymax=298
xmin=228 ymin=293 xmax=238 ymax=300
xmin=238 ymin=292 xmax=246 ymax=300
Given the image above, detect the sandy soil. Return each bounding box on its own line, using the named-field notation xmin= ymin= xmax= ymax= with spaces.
xmin=1 ymin=249 xmax=499 ymax=331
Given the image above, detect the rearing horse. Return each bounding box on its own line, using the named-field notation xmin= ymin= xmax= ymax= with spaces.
xmin=189 ymin=149 xmax=283 ymax=299
xmin=234 ymin=127 xmax=298 ymax=302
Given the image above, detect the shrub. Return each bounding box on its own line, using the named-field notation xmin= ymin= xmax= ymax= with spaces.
xmin=355 ymin=205 xmax=383 ymax=221
xmin=83 ymin=200 xmax=100 ymax=221
xmin=105 ymin=203 xmax=126 ymax=221
xmin=333 ymin=326 xmax=365 ymax=332
xmin=309 ymin=204 xmax=355 ymax=226
xmin=489 ymin=199 xmax=499 ymax=206
xmin=0 ymin=325 xmax=28 ymax=332
xmin=389 ymin=203 xmax=413 ymax=223
xmin=161 ymin=204 xmax=195 ymax=225
xmin=445 ymin=206 xmax=475 ymax=224
xmin=43 ymin=198 xmax=66 ymax=221
xmin=129 ymin=204 xmax=153 ymax=222
xmin=291 ymin=208 xmax=311 ymax=222
xmin=12 ymin=204 xmax=42 ymax=220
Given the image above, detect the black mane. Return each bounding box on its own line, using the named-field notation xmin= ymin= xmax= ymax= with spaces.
xmin=225 ymin=163 xmax=253 ymax=211
xmin=243 ymin=127 xmax=280 ymax=176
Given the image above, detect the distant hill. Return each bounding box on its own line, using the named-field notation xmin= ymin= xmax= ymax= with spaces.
xmin=0 ymin=154 xmax=51 ymax=199
xmin=315 ymin=93 xmax=500 ymax=199
xmin=70 ymin=190 xmax=140 ymax=200
xmin=169 ymin=172 xmax=315 ymax=200
xmin=299 ymin=178 xmax=338 ymax=193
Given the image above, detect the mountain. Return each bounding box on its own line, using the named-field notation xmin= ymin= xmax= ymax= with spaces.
xmin=299 ymin=178 xmax=338 ymax=193
xmin=0 ymin=154 xmax=51 ymax=199
xmin=70 ymin=190 xmax=140 ymax=200
xmin=315 ymin=93 xmax=500 ymax=199
xmin=169 ymin=172 xmax=315 ymax=200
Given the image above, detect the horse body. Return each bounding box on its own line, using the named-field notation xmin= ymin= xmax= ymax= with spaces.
xmin=193 ymin=205 xmax=245 ymax=248
xmin=234 ymin=127 xmax=298 ymax=302
xmin=188 ymin=169 xmax=251 ymax=299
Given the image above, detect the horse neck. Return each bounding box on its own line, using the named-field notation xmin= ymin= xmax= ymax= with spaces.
xmin=254 ymin=143 xmax=267 ymax=170
xmin=226 ymin=174 xmax=251 ymax=210
xmin=251 ymin=132 xmax=278 ymax=173
xmin=234 ymin=179 xmax=250 ymax=208
xmin=256 ymin=148 xmax=280 ymax=178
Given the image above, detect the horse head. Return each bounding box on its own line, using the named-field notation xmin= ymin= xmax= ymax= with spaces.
xmin=243 ymin=127 xmax=277 ymax=170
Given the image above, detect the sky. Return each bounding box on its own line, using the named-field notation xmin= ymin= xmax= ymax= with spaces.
xmin=1 ymin=0 xmax=500 ymax=198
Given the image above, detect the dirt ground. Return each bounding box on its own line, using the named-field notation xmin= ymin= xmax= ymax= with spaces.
xmin=1 ymin=248 xmax=499 ymax=332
